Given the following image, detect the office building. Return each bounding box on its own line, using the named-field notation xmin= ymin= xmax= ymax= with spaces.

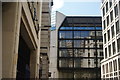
xmin=101 ymin=0 xmax=120 ymax=79
xmin=2 ymin=1 xmax=52 ymax=79
xmin=40 ymin=0 xmax=53 ymax=78
xmin=49 ymin=11 xmax=103 ymax=79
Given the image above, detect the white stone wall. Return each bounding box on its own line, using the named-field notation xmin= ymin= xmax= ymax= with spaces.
xmin=101 ymin=0 xmax=120 ymax=79
xmin=49 ymin=12 xmax=66 ymax=78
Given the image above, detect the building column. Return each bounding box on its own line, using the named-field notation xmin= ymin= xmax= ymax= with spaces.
xmin=30 ymin=47 xmax=40 ymax=78
xmin=2 ymin=2 xmax=21 ymax=78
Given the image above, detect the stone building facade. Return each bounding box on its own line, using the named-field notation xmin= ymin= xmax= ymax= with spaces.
xmin=2 ymin=1 xmax=42 ymax=79
xmin=101 ymin=0 xmax=120 ymax=79
xmin=40 ymin=0 xmax=53 ymax=79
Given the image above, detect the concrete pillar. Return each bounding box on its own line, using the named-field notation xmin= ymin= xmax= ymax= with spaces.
xmin=30 ymin=47 xmax=40 ymax=78
xmin=2 ymin=2 xmax=21 ymax=78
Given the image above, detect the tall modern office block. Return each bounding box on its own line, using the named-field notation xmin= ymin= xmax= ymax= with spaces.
xmin=101 ymin=0 xmax=120 ymax=79
xmin=49 ymin=12 xmax=103 ymax=79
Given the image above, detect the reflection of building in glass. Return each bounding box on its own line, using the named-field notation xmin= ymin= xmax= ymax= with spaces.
xmin=49 ymin=12 xmax=103 ymax=79
xmin=101 ymin=0 xmax=120 ymax=80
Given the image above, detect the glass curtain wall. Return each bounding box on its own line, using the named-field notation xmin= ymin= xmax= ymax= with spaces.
xmin=58 ymin=17 xmax=103 ymax=79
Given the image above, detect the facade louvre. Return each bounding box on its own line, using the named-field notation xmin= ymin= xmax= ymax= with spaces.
xmin=101 ymin=0 xmax=120 ymax=80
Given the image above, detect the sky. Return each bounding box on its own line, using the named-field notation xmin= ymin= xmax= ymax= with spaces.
xmin=52 ymin=0 xmax=102 ymax=16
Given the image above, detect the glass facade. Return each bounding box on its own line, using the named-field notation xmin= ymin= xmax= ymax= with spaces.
xmin=58 ymin=17 xmax=103 ymax=79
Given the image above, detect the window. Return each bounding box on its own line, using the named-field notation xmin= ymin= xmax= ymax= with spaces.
xmin=117 ymin=38 xmax=120 ymax=52
xmin=103 ymin=7 xmax=105 ymax=17
xmin=99 ymin=45 xmax=103 ymax=49
xmin=107 ymin=15 xmax=109 ymax=26
xmin=100 ymin=52 xmax=103 ymax=56
xmin=106 ymin=63 xmax=109 ymax=73
xmin=109 ymin=0 xmax=112 ymax=7
xmin=108 ymin=45 xmax=111 ymax=57
xmin=74 ymin=40 xmax=85 ymax=48
xmin=58 ymin=18 xmax=103 ymax=70
xmin=74 ymin=59 xmax=81 ymax=68
xmin=97 ymin=31 xmax=102 ymax=36
xmin=104 ymin=33 xmax=106 ymax=44
xmin=105 ymin=48 xmax=107 ymax=58
xmin=109 ymin=62 xmax=113 ymax=72
xmin=118 ymin=58 xmax=120 ymax=70
xmin=99 ymin=39 xmax=103 ymax=42
xmin=112 ymin=42 xmax=116 ymax=55
xmin=113 ymin=60 xmax=117 ymax=71
xmin=108 ymin=30 xmax=110 ymax=41
xmin=59 ymin=40 xmax=73 ymax=48
xmin=111 ymin=25 xmax=115 ymax=38
xmin=110 ymin=11 xmax=113 ymax=22
xmin=74 ymin=49 xmax=83 ymax=57
xmin=94 ymin=52 xmax=96 ymax=56
xmin=114 ymin=5 xmax=118 ymax=17
xmin=59 ymin=40 xmax=66 ymax=47
xmin=116 ymin=21 xmax=120 ymax=34
xmin=103 ymin=20 xmax=106 ymax=29
xmin=88 ymin=53 xmax=90 ymax=57
xmin=59 ymin=49 xmax=73 ymax=57
xmin=102 ymin=65 xmax=105 ymax=74
xmin=59 ymin=59 xmax=73 ymax=68
xmin=106 ymin=2 xmax=108 ymax=13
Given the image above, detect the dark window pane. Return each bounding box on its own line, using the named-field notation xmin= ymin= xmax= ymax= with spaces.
xmin=112 ymin=42 xmax=116 ymax=55
xmin=109 ymin=0 xmax=112 ymax=7
xmin=74 ymin=31 xmax=94 ymax=39
xmin=66 ymin=40 xmax=72 ymax=48
xmin=113 ymin=60 xmax=117 ymax=71
xmin=103 ymin=7 xmax=105 ymax=16
xmin=59 ymin=49 xmax=73 ymax=57
xmin=114 ymin=5 xmax=118 ymax=17
xmin=59 ymin=59 xmax=73 ymax=68
xmin=117 ymin=38 xmax=120 ymax=52
xmin=105 ymin=48 xmax=107 ymax=58
xmin=110 ymin=11 xmax=113 ymax=22
xmin=118 ymin=58 xmax=120 ymax=70
xmin=74 ymin=31 xmax=81 ymax=38
xmin=109 ymin=62 xmax=113 ymax=72
xmin=74 ymin=49 xmax=84 ymax=57
xmin=97 ymin=31 xmax=102 ymax=36
xmin=59 ymin=40 xmax=73 ymax=48
xmin=59 ymin=31 xmax=73 ymax=38
xmin=74 ymin=40 xmax=84 ymax=48
xmin=59 ymin=40 xmax=66 ymax=47
xmin=111 ymin=25 xmax=115 ymax=38
xmin=74 ymin=59 xmax=81 ymax=68
xmin=106 ymin=2 xmax=108 ymax=12
xmin=116 ymin=21 xmax=120 ymax=34
xmin=104 ymin=34 xmax=106 ymax=44
xmin=103 ymin=20 xmax=106 ymax=29
xmin=107 ymin=15 xmax=109 ymax=26
xmin=108 ymin=30 xmax=110 ymax=41
xmin=100 ymin=52 xmax=103 ymax=56
xmin=108 ymin=45 xmax=111 ymax=57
